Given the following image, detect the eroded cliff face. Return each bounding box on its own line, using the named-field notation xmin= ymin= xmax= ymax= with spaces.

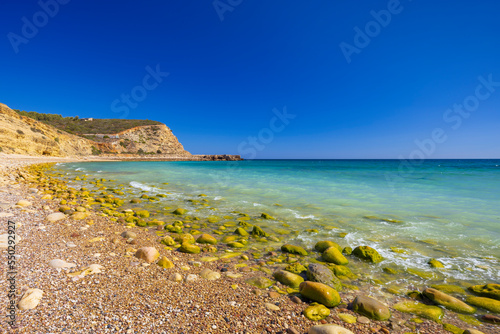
xmin=0 ymin=103 xmax=190 ymax=157
xmin=95 ymin=124 xmax=190 ymax=155
xmin=0 ymin=103 xmax=94 ymax=156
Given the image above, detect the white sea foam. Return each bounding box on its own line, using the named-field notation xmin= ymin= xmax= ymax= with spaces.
xmin=130 ymin=181 xmax=156 ymax=192
xmin=214 ymin=196 xmax=222 ymax=200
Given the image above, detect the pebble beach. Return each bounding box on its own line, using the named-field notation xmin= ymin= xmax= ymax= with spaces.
xmin=0 ymin=155 xmax=498 ymax=334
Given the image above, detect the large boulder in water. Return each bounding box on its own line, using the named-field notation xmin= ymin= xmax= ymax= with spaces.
xmin=307 ymin=263 xmax=342 ymax=291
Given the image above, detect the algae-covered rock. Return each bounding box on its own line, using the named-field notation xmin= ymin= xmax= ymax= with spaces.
xmin=423 ymin=288 xmax=476 ymax=314
xmin=281 ymin=244 xmax=308 ymax=256
xmin=307 ymin=264 xmax=342 ymax=291
xmin=303 ymin=303 xmax=330 ymax=321
xmin=299 ymin=281 xmax=341 ymax=307
xmin=135 ymin=210 xmax=150 ymax=218
xmin=157 ymin=256 xmax=174 ymax=269
xmin=261 ymin=212 xmax=275 ymax=220
xmin=442 ymin=323 xmax=464 ymax=334
xmin=196 ymin=234 xmax=217 ymax=245
xmin=352 ymin=246 xmax=383 ymax=263
xmin=160 ymin=235 xmax=176 ymax=246
xmin=329 ymin=265 xmax=357 ymax=280
xmin=342 ymin=247 xmax=352 ymax=255
xmin=428 ymin=258 xmax=445 ymax=268
xmin=352 ymin=295 xmax=391 ymax=321
xmin=272 ymin=270 xmax=304 ymax=288
xmin=234 ymin=227 xmax=249 ymax=236
xmin=227 ymin=241 xmax=245 ymax=248
xmin=315 ymin=240 xmax=342 ymax=253
xmin=465 ymin=296 xmax=500 ymax=313
xmin=175 ymin=233 xmax=195 ymax=245
xmin=431 ymin=285 xmax=466 ymax=295
xmin=71 ymin=212 xmax=88 ymax=220
xmin=179 ymin=243 xmax=200 ymax=254
xmin=172 ymin=208 xmax=187 ymax=215
xmin=393 ymin=300 xmax=444 ymax=322
xmin=245 ymin=276 xmax=274 ymax=289
xmin=252 ymin=226 xmax=269 ymax=237
xmin=468 ymin=284 xmax=500 ymax=300
xmin=285 ymin=262 xmax=307 ymax=274
xmin=383 ymin=267 xmax=398 ymax=275
xmin=338 ymin=313 xmax=357 ymax=324
xmin=322 ymin=246 xmax=349 ymax=265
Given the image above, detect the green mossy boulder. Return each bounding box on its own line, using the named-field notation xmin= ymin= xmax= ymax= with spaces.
xmin=466 ymin=296 xmax=500 ymax=313
xmin=252 ymin=226 xmax=269 ymax=237
xmin=281 ymin=244 xmax=308 ymax=256
xmin=423 ymin=288 xmax=476 ymax=314
xmin=157 ymin=256 xmax=174 ymax=269
xmin=428 ymin=258 xmax=445 ymax=268
xmin=322 ymin=246 xmax=349 ymax=265
xmin=352 ymin=295 xmax=391 ymax=321
xmin=272 ymin=270 xmax=304 ymax=288
xmin=442 ymin=323 xmax=464 ymax=334
xmin=468 ymin=284 xmax=500 ymax=300
xmin=329 ymin=265 xmax=357 ymax=280
xmin=315 ymin=240 xmax=342 ymax=253
xmin=285 ymin=262 xmax=307 ymax=274
xmin=227 ymin=241 xmax=245 ymax=248
xmin=299 ymin=281 xmax=341 ymax=308
xmin=245 ymin=276 xmax=274 ymax=289
xmin=393 ymin=301 xmax=444 ymax=322
xmin=342 ymin=246 xmax=352 ymax=255
xmin=179 ymin=243 xmax=200 ymax=254
xmin=175 ymin=233 xmax=195 ymax=245
xmin=172 ymin=208 xmax=187 ymax=215
xmin=352 ymin=246 xmax=383 ymax=263
xmin=303 ymin=303 xmax=330 ymax=321
xmin=261 ymin=212 xmax=275 ymax=220
xmin=234 ymin=227 xmax=249 ymax=236
xmin=196 ymin=234 xmax=217 ymax=245
xmin=135 ymin=210 xmax=150 ymax=218
xmin=431 ymin=285 xmax=466 ymax=295
xmin=160 ymin=235 xmax=176 ymax=246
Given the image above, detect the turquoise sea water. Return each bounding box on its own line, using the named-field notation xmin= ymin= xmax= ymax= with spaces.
xmin=58 ymin=159 xmax=500 ymax=286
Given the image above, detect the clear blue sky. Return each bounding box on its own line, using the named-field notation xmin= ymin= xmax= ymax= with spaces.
xmin=1 ymin=0 xmax=499 ymax=158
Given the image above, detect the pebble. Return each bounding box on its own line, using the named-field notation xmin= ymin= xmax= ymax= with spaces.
xmin=185 ymin=274 xmax=198 ymax=282
xmin=0 ymin=212 xmax=14 ymax=218
xmin=48 ymin=259 xmax=76 ymax=269
xmin=134 ymin=247 xmax=160 ymax=263
xmin=46 ymin=212 xmax=66 ymax=222
xmin=18 ymin=288 xmax=44 ymax=310
xmin=290 ymin=296 xmax=302 ymax=304
xmin=357 ymin=316 xmax=371 ymax=324
xmin=170 ymin=273 xmax=183 ymax=282
xmin=308 ymin=324 xmax=355 ymax=334
xmin=265 ymin=303 xmax=280 ymax=311
xmin=66 ymin=242 xmax=77 ymax=248
xmin=200 ymin=268 xmax=221 ymax=281
xmin=16 ymin=199 xmax=32 ymax=207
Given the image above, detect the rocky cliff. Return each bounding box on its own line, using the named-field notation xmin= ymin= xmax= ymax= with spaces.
xmin=0 ymin=103 xmax=213 ymax=158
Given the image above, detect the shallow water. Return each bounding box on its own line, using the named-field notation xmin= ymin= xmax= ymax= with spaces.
xmin=58 ymin=159 xmax=500 ymax=287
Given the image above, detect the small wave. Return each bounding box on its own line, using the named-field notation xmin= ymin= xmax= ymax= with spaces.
xmin=97 ymin=170 xmax=102 ymax=173
xmin=130 ymin=181 xmax=156 ymax=192
xmin=253 ymin=203 xmax=263 ymax=207
xmin=214 ymin=196 xmax=222 ymax=200
xmin=75 ymin=168 xmax=85 ymax=171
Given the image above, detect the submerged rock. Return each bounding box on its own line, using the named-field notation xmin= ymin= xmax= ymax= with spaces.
xmin=322 ymin=246 xmax=348 ymax=265
xmin=245 ymin=276 xmax=274 ymax=289
xmin=393 ymin=300 xmax=444 ymax=322
xmin=281 ymin=244 xmax=308 ymax=256
xmin=423 ymin=288 xmax=476 ymax=314
xmin=352 ymin=246 xmax=383 ymax=263
xmin=285 ymin=262 xmax=307 ymax=274
xmin=299 ymin=281 xmax=340 ymax=307
xmin=468 ymin=284 xmax=500 ymax=300
xmin=172 ymin=208 xmax=187 ymax=215
xmin=466 ymin=296 xmax=500 ymax=313
xmin=179 ymin=243 xmax=201 ymax=254
xmin=352 ymin=295 xmax=391 ymax=321
xmin=303 ymin=303 xmax=330 ymax=321
xmin=307 ymin=264 xmax=342 ymax=291
xmin=428 ymin=258 xmax=445 ymax=268
xmin=252 ymin=226 xmax=269 ymax=237
xmin=315 ymin=240 xmax=342 ymax=253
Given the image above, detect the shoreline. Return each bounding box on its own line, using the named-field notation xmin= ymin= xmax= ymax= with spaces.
xmin=0 ymin=156 xmax=497 ymax=333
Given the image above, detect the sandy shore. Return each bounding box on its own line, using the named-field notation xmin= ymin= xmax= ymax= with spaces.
xmin=0 ymin=155 xmax=496 ymax=334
